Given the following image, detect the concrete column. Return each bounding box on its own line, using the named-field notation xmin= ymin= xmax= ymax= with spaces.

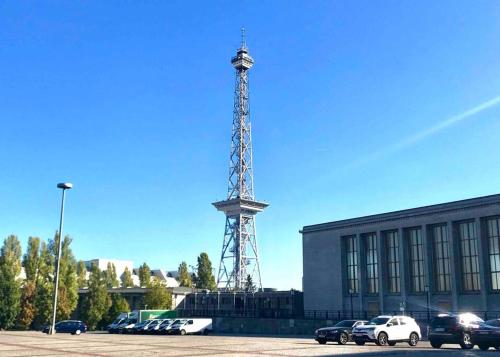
xmin=398 ymin=228 xmax=407 ymax=310
xmin=422 ymin=224 xmax=433 ymax=319
xmin=356 ymin=233 xmax=364 ymax=314
xmin=475 ymin=217 xmax=488 ymax=311
xmin=377 ymin=231 xmax=385 ymax=313
xmin=447 ymin=221 xmax=459 ymax=312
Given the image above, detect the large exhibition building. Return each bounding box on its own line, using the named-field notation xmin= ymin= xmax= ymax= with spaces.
xmin=302 ymin=194 xmax=500 ymax=317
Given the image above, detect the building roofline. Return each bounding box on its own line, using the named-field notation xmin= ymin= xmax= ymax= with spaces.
xmin=301 ymin=193 xmax=500 ymax=233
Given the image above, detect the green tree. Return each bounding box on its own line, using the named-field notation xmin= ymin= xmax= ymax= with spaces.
xmin=177 ymin=261 xmax=192 ymax=287
xmin=144 ymin=278 xmax=172 ymax=309
xmin=77 ymin=260 xmax=87 ymax=289
xmin=102 ymin=294 xmax=130 ymax=327
xmin=138 ymin=262 xmax=151 ymax=288
xmin=121 ymin=266 xmax=134 ymax=288
xmin=49 ymin=233 xmax=79 ymax=320
xmin=33 ymin=241 xmax=54 ymax=328
xmin=0 ymin=235 xmax=22 ymax=329
xmin=82 ymin=263 xmax=111 ymax=330
xmin=17 ymin=237 xmax=41 ymax=329
xmin=196 ymin=253 xmax=216 ymax=291
xmin=103 ymin=262 xmax=119 ymax=288
xmin=244 ymin=274 xmax=256 ymax=293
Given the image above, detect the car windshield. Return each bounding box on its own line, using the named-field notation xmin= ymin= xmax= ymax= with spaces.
xmin=112 ymin=318 xmax=124 ymax=325
xmin=335 ymin=320 xmax=355 ymax=327
xmin=160 ymin=320 xmax=173 ymax=327
xmin=431 ymin=316 xmax=457 ymax=328
xmin=485 ymin=320 xmax=500 ymax=327
xmin=459 ymin=314 xmax=484 ymax=325
xmin=172 ymin=319 xmax=187 ymax=326
xmin=367 ymin=317 xmax=389 ymax=326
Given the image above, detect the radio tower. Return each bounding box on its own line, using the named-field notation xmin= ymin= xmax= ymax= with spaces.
xmin=213 ymin=29 xmax=268 ymax=291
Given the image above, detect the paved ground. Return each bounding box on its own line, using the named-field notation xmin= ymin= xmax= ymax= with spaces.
xmin=0 ymin=331 xmax=496 ymax=356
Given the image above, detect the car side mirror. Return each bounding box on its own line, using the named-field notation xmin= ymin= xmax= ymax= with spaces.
xmin=387 ymin=323 xmax=393 ymax=327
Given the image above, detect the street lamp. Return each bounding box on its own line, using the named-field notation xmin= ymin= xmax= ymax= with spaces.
xmin=50 ymin=182 xmax=73 ymax=335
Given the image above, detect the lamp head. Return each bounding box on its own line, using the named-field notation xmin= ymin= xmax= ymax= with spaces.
xmin=57 ymin=183 xmax=73 ymax=190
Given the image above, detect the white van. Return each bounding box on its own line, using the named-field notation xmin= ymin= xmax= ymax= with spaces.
xmin=169 ymin=318 xmax=213 ymax=335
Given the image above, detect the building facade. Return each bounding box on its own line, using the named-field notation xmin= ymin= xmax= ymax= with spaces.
xmin=302 ymin=194 xmax=500 ymax=316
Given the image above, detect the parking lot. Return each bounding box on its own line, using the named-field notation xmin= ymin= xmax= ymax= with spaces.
xmin=0 ymin=331 xmax=495 ymax=356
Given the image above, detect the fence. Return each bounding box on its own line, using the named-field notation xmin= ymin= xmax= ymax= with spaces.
xmin=177 ymin=308 xmax=500 ymax=323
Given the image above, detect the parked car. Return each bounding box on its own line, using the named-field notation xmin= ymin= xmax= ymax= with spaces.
xmin=428 ymin=313 xmax=484 ymax=349
xmin=143 ymin=319 xmax=166 ymax=334
xmin=147 ymin=319 xmax=173 ymax=334
xmin=352 ymin=315 xmax=421 ymax=347
xmin=314 ymin=320 xmax=368 ymax=345
xmin=470 ymin=319 xmax=500 ymax=351
xmin=130 ymin=319 xmax=154 ymax=334
xmin=162 ymin=319 xmax=183 ymax=335
xmin=43 ymin=320 xmax=87 ymax=335
xmin=113 ymin=318 xmax=137 ymax=334
xmin=107 ymin=317 xmax=126 ymax=333
xmin=169 ymin=318 xmax=212 ymax=335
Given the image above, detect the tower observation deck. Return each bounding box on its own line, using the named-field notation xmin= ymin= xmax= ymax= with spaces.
xmin=213 ymin=29 xmax=268 ymax=291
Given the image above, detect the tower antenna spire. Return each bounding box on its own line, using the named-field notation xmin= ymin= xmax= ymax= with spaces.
xmin=241 ymin=27 xmax=246 ymax=48
xmin=213 ymin=31 xmax=268 ymax=291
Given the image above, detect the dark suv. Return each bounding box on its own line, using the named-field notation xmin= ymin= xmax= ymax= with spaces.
xmin=429 ymin=313 xmax=483 ymax=349
xmin=315 ymin=320 xmax=368 ymax=345
xmin=43 ymin=320 xmax=87 ymax=335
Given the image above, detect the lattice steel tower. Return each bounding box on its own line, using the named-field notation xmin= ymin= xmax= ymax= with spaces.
xmin=213 ymin=29 xmax=268 ymax=291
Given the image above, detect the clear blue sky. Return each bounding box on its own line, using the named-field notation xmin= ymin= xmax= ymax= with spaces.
xmin=1 ymin=1 xmax=499 ymax=290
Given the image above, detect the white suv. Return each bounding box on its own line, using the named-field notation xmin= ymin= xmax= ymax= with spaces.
xmin=352 ymin=315 xmax=421 ymax=347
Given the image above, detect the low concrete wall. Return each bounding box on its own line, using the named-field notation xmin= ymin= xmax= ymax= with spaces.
xmin=213 ymin=317 xmax=430 ymax=339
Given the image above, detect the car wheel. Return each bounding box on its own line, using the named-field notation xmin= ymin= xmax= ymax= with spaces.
xmin=180 ymin=329 xmax=186 ymax=336
xmin=376 ymin=332 xmax=388 ymax=346
xmin=459 ymin=332 xmax=473 ymax=350
xmin=317 ymin=339 xmax=326 ymax=345
xmin=75 ymin=330 xmax=81 ymax=336
xmin=478 ymin=344 xmax=490 ymax=351
xmin=388 ymin=341 xmax=397 ymax=346
xmin=430 ymin=340 xmax=442 ymax=349
xmin=354 ymin=340 xmax=365 ymax=346
xmin=408 ymin=332 xmax=419 ymax=347
xmin=338 ymin=332 xmax=348 ymax=345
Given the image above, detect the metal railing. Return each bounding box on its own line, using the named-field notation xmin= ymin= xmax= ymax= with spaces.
xmin=177 ymin=308 xmax=500 ymax=322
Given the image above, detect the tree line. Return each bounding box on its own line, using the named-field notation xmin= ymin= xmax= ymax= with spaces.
xmin=0 ymin=233 xmax=224 ymax=331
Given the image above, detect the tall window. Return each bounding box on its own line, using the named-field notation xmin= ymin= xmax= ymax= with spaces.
xmin=433 ymin=225 xmax=451 ymax=292
xmin=385 ymin=231 xmax=400 ymax=293
xmin=344 ymin=235 xmax=358 ymax=294
xmin=364 ymin=233 xmax=378 ymax=294
xmin=459 ymin=221 xmax=481 ymax=291
xmin=408 ymin=228 xmax=425 ymax=293
xmin=487 ymin=218 xmax=500 ymax=290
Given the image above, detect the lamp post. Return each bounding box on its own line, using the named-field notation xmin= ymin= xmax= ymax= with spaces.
xmin=349 ymin=288 xmax=354 ymax=319
xmin=50 ymin=182 xmax=73 ymax=335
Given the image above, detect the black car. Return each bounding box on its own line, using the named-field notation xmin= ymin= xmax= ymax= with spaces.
xmin=43 ymin=320 xmax=87 ymax=335
xmin=315 ymin=320 xmax=368 ymax=345
xmin=428 ymin=313 xmax=484 ymax=349
xmin=471 ymin=319 xmax=500 ymax=351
